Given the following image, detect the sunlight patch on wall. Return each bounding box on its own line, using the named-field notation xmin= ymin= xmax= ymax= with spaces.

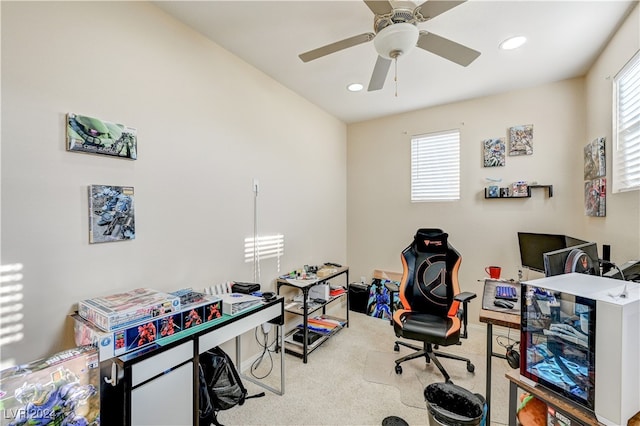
xmin=244 ymin=234 xmax=284 ymax=273
xmin=0 ymin=263 xmax=25 ymax=369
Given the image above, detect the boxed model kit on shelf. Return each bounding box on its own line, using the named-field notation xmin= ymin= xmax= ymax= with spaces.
xmin=0 ymin=346 xmax=100 ymax=426
xmin=78 ymin=287 xmax=181 ymax=332
xmin=74 ymin=289 xmax=222 ymax=360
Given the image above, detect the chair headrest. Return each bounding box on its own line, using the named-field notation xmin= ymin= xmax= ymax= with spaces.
xmin=413 ymin=228 xmax=448 ymax=254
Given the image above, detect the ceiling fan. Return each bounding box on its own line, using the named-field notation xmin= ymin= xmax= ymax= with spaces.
xmin=298 ymin=0 xmax=481 ymax=91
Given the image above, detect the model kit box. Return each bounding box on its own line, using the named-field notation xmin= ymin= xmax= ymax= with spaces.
xmin=0 ymin=346 xmax=100 ymax=426
xmin=547 ymin=405 xmax=583 ymax=425
xmin=219 ymin=293 xmax=263 ymax=315
xmin=171 ymin=289 xmax=223 ymax=330
xmin=73 ymin=313 xmax=119 ymax=360
xmin=73 ymin=292 xmax=222 ymax=360
xmin=78 ymin=287 xmax=181 ymax=332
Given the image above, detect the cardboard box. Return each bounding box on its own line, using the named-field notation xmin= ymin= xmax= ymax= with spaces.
xmin=78 ymin=287 xmax=181 ymax=332
xmin=0 ymin=346 xmax=100 ymax=426
xmin=317 ymin=267 xmax=337 ymax=278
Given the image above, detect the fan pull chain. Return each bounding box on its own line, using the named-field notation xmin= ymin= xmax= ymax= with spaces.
xmin=394 ymin=56 xmax=398 ymax=97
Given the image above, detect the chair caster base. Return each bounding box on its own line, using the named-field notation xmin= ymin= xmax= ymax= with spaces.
xmin=467 ymin=362 xmax=475 ymax=373
xmin=395 ymin=364 xmax=402 ymax=374
xmin=393 ymin=343 xmax=400 ymax=352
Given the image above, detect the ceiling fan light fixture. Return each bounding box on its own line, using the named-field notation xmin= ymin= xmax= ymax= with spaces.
xmin=374 ymin=23 xmax=419 ymax=59
xmin=499 ymin=35 xmax=527 ymax=50
xmin=347 ymin=83 xmax=364 ymax=92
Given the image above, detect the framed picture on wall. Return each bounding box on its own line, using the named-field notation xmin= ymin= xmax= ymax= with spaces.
xmin=584 ymin=178 xmax=606 ymax=217
xmin=67 ymin=113 xmax=137 ymax=159
xmin=508 ymin=124 xmax=533 ymax=156
xmin=584 ymin=137 xmax=606 ymax=180
xmin=88 ymin=185 xmax=135 ymax=243
xmin=482 ymin=138 xmax=505 ymax=167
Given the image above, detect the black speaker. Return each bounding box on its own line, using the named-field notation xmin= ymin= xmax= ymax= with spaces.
xmin=602 ymin=244 xmax=612 ymax=274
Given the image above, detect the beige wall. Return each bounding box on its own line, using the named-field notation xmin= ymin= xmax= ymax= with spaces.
xmin=346 ymin=4 xmax=640 ymax=325
xmin=347 ymin=79 xmax=588 ymax=323
xmin=1 ymin=2 xmax=347 ymax=365
xmin=584 ymin=2 xmax=640 ymax=259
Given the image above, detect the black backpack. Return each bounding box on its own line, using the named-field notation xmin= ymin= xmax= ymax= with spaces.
xmin=199 ymin=346 xmax=265 ymax=426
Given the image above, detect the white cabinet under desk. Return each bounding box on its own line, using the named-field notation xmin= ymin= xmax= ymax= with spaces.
xmin=100 ymin=297 xmax=284 ymax=426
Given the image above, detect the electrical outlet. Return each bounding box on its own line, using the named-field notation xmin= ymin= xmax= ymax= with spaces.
xmin=261 ymin=323 xmax=271 ymax=334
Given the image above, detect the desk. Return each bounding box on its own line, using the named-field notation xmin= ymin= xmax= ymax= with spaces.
xmin=100 ymin=297 xmax=284 ymax=426
xmin=505 ymin=370 xmax=602 ymax=426
xmin=479 ymin=308 xmax=520 ymax=426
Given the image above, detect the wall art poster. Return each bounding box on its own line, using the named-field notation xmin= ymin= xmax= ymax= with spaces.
xmin=508 ymin=124 xmax=533 ymax=156
xmin=67 ymin=113 xmax=137 ymax=159
xmin=583 ymin=137 xmax=606 ymax=180
xmin=89 ymin=185 xmax=135 ymax=243
xmin=483 ymin=138 xmax=505 ymax=167
xmin=584 ymin=178 xmax=606 ymax=217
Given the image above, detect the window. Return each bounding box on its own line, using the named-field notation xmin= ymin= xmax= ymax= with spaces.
xmin=612 ymin=50 xmax=640 ymax=193
xmin=411 ymin=129 xmax=460 ymax=201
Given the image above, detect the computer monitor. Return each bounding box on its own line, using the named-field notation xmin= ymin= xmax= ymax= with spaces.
xmin=517 ymin=232 xmax=587 ymax=273
xmin=543 ymin=242 xmax=600 ymax=277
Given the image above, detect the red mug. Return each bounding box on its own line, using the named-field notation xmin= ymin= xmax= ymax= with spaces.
xmin=485 ymin=266 xmax=501 ymax=279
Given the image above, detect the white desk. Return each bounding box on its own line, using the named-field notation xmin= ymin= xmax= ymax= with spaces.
xmin=100 ymin=297 xmax=284 ymax=426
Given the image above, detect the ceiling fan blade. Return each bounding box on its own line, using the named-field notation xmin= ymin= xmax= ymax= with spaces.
xmin=368 ymin=56 xmax=392 ymax=91
xmin=363 ymin=0 xmax=393 ymax=15
xmin=415 ymin=0 xmax=466 ymax=20
xmin=417 ymin=31 xmax=480 ymax=66
xmin=299 ymin=32 xmax=375 ymax=63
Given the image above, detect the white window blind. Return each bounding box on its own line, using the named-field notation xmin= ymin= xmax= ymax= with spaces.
xmin=613 ymin=50 xmax=640 ymax=193
xmin=411 ymin=129 xmax=460 ymax=201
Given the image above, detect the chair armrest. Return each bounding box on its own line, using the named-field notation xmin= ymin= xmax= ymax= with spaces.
xmin=454 ymin=291 xmax=477 ymax=303
xmin=384 ymin=282 xmax=399 ymax=293
xmin=454 ymin=292 xmax=476 ymax=339
xmin=384 ymin=282 xmax=400 ymax=326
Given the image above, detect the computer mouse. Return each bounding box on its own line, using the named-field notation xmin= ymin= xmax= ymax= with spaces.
xmin=494 ymin=299 xmax=514 ymax=309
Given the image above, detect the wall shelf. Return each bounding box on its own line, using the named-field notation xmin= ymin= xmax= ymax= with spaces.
xmin=529 ymin=184 xmax=553 ymax=197
xmin=484 ymin=184 xmax=553 ymax=199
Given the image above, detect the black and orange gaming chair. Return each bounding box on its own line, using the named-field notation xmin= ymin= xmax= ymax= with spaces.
xmin=392 ymin=228 xmax=476 ymax=383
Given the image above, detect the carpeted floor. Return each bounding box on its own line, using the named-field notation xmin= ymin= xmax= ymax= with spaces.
xmin=214 ymin=307 xmax=514 ymax=425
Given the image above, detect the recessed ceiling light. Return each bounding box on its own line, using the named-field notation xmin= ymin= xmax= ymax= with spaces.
xmin=347 ymin=83 xmax=364 ymax=92
xmin=499 ymin=36 xmax=527 ymax=50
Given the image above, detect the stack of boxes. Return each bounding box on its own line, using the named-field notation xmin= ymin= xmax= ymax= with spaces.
xmin=73 ymin=287 xmax=222 ymax=360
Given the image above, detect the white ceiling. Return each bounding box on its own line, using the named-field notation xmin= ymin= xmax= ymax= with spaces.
xmin=153 ymin=0 xmax=637 ymax=124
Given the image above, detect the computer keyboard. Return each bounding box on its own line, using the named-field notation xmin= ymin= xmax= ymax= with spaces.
xmin=495 ymin=285 xmax=518 ymax=301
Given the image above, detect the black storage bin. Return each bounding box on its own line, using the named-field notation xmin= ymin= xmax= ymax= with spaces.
xmin=425 ymin=382 xmax=486 ymax=426
xmin=348 ymin=283 xmax=370 ymax=313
